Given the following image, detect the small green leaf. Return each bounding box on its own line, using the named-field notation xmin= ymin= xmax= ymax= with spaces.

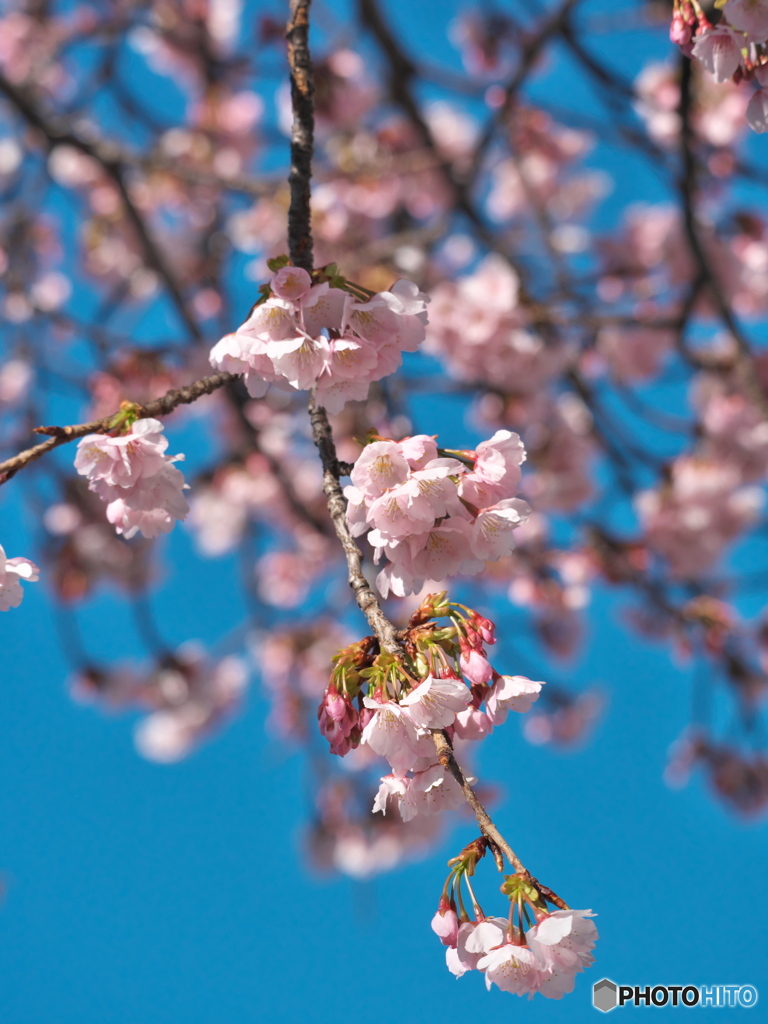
xmin=266 ymin=254 xmax=290 ymax=272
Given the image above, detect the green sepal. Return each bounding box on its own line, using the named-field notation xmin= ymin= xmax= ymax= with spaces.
xmin=266 ymin=254 xmax=291 ymax=272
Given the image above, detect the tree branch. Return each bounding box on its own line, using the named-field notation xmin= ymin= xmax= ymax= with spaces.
xmin=289 ymin=0 xmax=528 ymax=877
xmin=0 ymin=72 xmax=204 ymax=343
xmin=0 ymin=371 xmax=235 ymax=485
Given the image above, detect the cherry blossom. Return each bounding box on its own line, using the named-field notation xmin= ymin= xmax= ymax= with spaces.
xmin=526 ymin=910 xmax=598 ymax=999
xmin=724 ymin=0 xmax=768 ymax=41
xmin=398 ymin=674 xmax=471 ymax=729
xmin=0 ymin=544 xmax=40 ymax=610
xmin=360 ymin=695 xmax=428 ymax=768
xmin=692 ymin=27 xmax=745 ymax=84
xmin=209 ymin=267 xmax=429 ymax=412
xmin=75 ymin=419 xmax=189 ymax=540
xmin=478 ymin=942 xmax=546 ymax=996
xmin=431 ymin=899 xmax=459 ymax=947
xmin=348 ymin=430 xmax=531 ymax=596
xmin=486 ymin=675 xmax=544 ymax=725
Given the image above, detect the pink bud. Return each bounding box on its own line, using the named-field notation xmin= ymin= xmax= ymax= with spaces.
xmin=459 ymin=641 xmax=493 ymax=685
xmin=271 ymin=266 xmax=312 ymax=302
xmin=324 ymin=687 xmax=349 ymax=722
xmin=670 ymin=11 xmax=691 ymax=46
xmin=431 ymin=900 xmax=459 ymax=948
xmin=471 ymin=613 xmax=497 ymax=645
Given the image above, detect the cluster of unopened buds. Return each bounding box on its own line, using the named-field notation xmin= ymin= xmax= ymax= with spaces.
xmin=345 ymin=429 xmax=530 ymax=596
xmin=74 ymin=413 xmax=189 ymax=539
xmin=671 ymin=0 xmax=768 ymax=131
xmin=432 ymin=837 xmax=597 ymax=998
xmin=318 ymin=592 xmax=544 ymax=822
xmin=209 ymin=257 xmax=429 ymax=413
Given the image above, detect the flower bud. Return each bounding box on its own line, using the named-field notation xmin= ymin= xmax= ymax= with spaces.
xmin=431 ymin=897 xmax=459 ymax=948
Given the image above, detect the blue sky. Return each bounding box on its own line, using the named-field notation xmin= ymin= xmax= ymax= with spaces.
xmin=2 ymin=0 xmax=768 ymax=1021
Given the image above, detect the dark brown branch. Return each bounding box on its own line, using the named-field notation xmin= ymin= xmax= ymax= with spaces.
xmin=286 ymin=0 xmax=315 ymax=274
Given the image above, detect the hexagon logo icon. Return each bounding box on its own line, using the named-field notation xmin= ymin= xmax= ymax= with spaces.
xmin=593 ymin=978 xmax=618 ymax=1012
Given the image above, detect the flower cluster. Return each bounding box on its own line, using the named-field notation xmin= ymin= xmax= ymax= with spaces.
xmin=319 ymin=594 xmax=544 ymax=823
xmin=672 ymin=0 xmax=768 ymax=132
xmin=345 ymin=430 xmax=531 ymax=597
xmin=636 ymin=456 xmax=762 ymax=577
xmin=425 ymin=256 xmax=563 ymax=394
xmin=73 ymin=646 xmax=249 ymax=762
xmin=209 ymin=261 xmax=428 ymax=413
xmin=74 ymin=417 xmax=189 ymax=540
xmin=432 ymin=840 xmax=598 ymax=999
xmin=0 ymin=543 xmax=39 ymax=611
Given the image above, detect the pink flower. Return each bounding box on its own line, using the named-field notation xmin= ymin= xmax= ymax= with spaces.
xmin=459 ymin=643 xmax=493 ymax=685
xmin=487 ymin=675 xmax=544 ymax=725
xmin=470 ymin=498 xmax=531 ymax=561
xmin=473 ymin=429 xmax=526 ymax=492
xmin=210 ymin=273 xmax=427 ymax=408
xmin=399 ymin=674 xmax=471 ymax=729
xmin=431 ymin=899 xmax=459 ymax=947
xmin=76 ymin=421 xmax=188 ymax=539
xmin=74 ymin=417 xmax=169 ymax=487
xmin=350 ymin=441 xmax=410 ymax=498
xmin=361 ymin=695 xmax=430 ymax=769
xmin=398 ymin=434 xmax=438 ymax=468
xmin=463 ymin=916 xmax=508 ymax=955
xmin=365 ymin=483 xmax=436 ymax=539
xmin=299 ymin=283 xmax=347 ymax=336
xmin=670 ymin=10 xmax=692 ymax=47
xmin=724 ymin=0 xmax=768 ymax=42
xmin=446 ymin=918 xmax=507 ymax=976
xmin=372 ymin=773 xmax=418 ymax=821
xmin=208 ymin=331 xmax=275 ymax=398
xmin=478 ymin=942 xmax=546 ymax=995
xmin=453 ymin=706 xmax=494 ymax=740
xmin=104 ymin=461 xmax=189 ymax=539
xmin=238 ymin=295 xmax=298 ymax=341
xmin=410 ymin=520 xmax=484 ymax=584
xmin=472 ymin=613 xmax=497 ymax=645
xmin=348 ymin=429 xmax=530 ymax=596
xmin=412 ymin=762 xmax=468 ymax=815
xmin=270 ymin=265 xmax=312 ymax=301
xmin=343 ymin=279 xmax=428 ymax=352
xmin=692 ymin=26 xmax=745 ymax=83
xmin=0 ymin=544 xmax=40 ymax=610
xmin=318 ymin=687 xmax=359 ymax=755
xmin=526 ymin=910 xmax=598 ymax=999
